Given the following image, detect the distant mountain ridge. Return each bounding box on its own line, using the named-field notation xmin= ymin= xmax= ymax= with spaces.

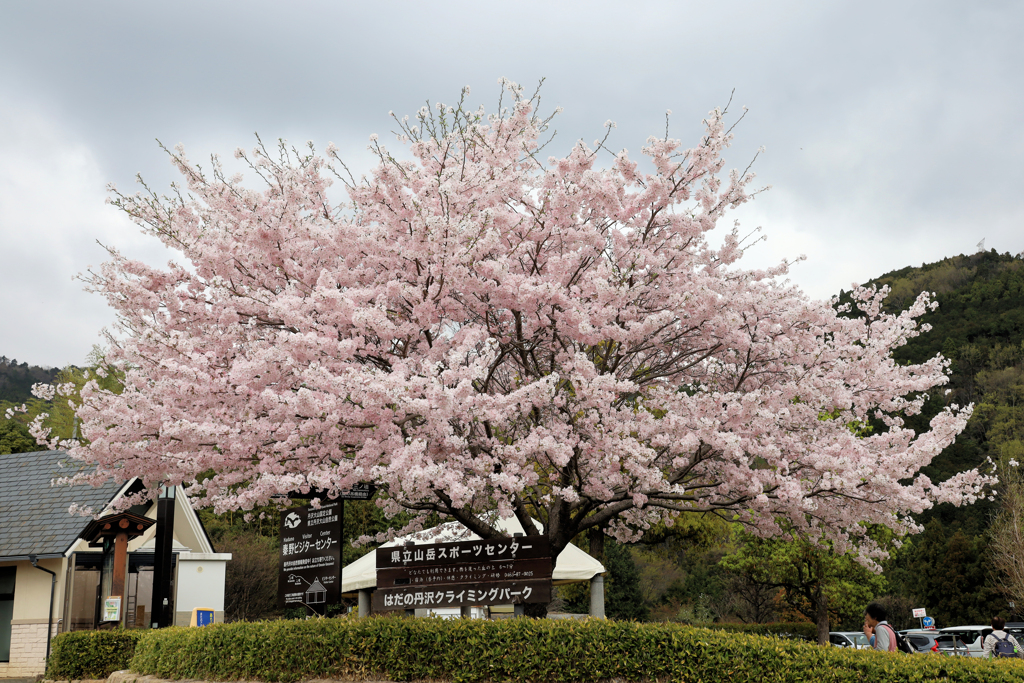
xmin=859 ymin=249 xmax=1024 ymax=369
xmin=0 ymin=357 xmax=61 ymax=405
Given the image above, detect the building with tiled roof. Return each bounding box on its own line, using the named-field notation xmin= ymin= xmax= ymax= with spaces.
xmin=0 ymin=450 xmax=230 ymax=678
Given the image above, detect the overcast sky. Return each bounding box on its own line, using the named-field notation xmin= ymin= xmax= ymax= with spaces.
xmin=1 ymin=1 xmax=1021 ymax=368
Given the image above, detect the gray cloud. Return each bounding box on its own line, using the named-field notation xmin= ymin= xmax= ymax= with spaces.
xmin=1 ymin=0 xmax=1021 ymax=366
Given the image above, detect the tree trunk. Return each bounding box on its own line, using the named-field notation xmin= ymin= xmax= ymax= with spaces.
xmin=589 ymin=526 xmax=605 ymax=562
xmin=815 ymin=581 xmax=830 ymax=646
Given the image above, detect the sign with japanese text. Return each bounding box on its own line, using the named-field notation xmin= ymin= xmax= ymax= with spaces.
xmin=372 ymin=579 xmax=551 ymax=611
xmin=102 ymin=597 xmax=121 ymax=622
xmin=376 ymin=535 xmax=550 ymax=569
xmin=378 ymin=557 xmax=552 ymax=588
xmin=339 ymin=483 xmax=377 ymax=500
xmin=912 ymin=608 xmax=927 ymax=618
xmin=278 ymin=501 xmax=342 ymax=610
xmin=375 ymin=535 xmax=552 ymax=608
xmin=190 ymin=607 xmax=215 ymax=626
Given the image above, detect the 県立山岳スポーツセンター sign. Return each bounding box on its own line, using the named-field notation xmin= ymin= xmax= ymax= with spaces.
xmin=374 ymin=535 xmax=552 ymax=609
xmin=376 ymin=557 xmax=552 ymax=588
xmin=377 ymin=535 xmax=550 ymax=568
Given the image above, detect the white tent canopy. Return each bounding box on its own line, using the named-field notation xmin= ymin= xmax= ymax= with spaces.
xmin=341 ymin=515 xmax=605 ymax=594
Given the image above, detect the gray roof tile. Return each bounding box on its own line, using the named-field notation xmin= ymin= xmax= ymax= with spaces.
xmin=0 ymin=450 xmax=121 ymax=559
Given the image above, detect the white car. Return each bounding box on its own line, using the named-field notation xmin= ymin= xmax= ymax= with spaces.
xmin=830 ymin=631 xmax=871 ymax=649
xmin=938 ymin=626 xmax=994 ymax=657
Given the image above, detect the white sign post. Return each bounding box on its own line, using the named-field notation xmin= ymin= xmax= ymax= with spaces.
xmin=912 ymin=607 xmax=927 ymax=629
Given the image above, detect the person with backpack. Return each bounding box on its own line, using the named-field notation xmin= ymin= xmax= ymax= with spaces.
xmin=982 ymin=616 xmax=1021 ymax=659
xmin=863 ymin=603 xmax=915 ymax=654
xmin=864 ymin=603 xmax=896 ymax=652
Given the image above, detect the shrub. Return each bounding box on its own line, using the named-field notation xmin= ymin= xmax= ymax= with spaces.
xmin=695 ymin=621 xmax=817 ymax=641
xmin=217 ymin=529 xmax=280 ymax=621
xmin=47 ymin=629 xmax=146 ymax=679
xmin=128 ymin=616 xmax=1024 ymax=683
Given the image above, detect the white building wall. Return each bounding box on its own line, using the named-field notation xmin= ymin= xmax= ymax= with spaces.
xmin=4 ymin=558 xmax=66 ymax=622
xmin=173 ymin=552 xmax=230 ymax=626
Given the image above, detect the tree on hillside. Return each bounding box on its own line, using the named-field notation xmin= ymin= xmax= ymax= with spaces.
xmin=990 ymin=443 xmax=1024 ymax=616
xmin=886 ymin=517 xmax=1004 ymax=627
xmin=216 ymin=529 xmax=279 ymax=621
xmin=720 ymin=533 xmax=886 ymax=644
xmin=0 ymin=419 xmax=36 ymax=455
xmin=40 ymin=82 xmax=991 ymax=576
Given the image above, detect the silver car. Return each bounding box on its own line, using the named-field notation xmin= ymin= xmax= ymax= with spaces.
xmin=937 ymin=626 xmax=993 ymax=657
xmin=901 ymin=630 xmax=971 ymax=655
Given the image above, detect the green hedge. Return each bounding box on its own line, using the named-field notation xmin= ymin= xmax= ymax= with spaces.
xmin=47 ymin=628 xmax=146 ymax=679
xmin=695 ymin=621 xmax=817 ymax=641
xmin=128 ymin=616 xmax=1024 ymax=683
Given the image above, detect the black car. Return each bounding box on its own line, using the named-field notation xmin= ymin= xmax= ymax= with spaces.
xmin=1005 ymin=622 xmax=1024 ymax=639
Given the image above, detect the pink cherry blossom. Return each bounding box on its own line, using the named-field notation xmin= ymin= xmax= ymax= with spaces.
xmin=48 ymin=82 xmax=991 ymax=563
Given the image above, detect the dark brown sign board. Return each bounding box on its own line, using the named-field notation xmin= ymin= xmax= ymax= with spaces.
xmin=377 ymin=557 xmax=552 ymax=589
xmin=373 ymin=579 xmax=551 ymax=611
xmin=375 ymin=535 xmax=550 ymax=569
xmin=278 ymin=501 xmax=342 ymax=611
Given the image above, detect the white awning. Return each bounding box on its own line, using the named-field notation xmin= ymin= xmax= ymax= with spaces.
xmin=341 ymin=515 xmax=605 ymax=593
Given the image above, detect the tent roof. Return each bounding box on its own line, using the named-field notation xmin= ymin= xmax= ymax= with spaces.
xmin=341 ymin=515 xmax=605 ymax=593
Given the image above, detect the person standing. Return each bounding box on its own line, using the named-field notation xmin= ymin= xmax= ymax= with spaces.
xmin=863 ymin=603 xmax=896 ymax=652
xmin=983 ymin=616 xmax=1022 ymax=658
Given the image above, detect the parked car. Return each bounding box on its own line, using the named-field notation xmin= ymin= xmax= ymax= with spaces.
xmin=830 ymin=631 xmax=870 ymax=649
xmin=937 ymin=626 xmax=993 ymax=657
xmin=1005 ymin=622 xmax=1024 ymax=639
xmin=901 ymin=630 xmax=971 ymax=655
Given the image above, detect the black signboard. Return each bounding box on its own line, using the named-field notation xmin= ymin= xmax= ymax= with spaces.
xmin=374 ymin=535 xmax=552 ymax=609
xmin=375 ymin=535 xmax=550 ymax=569
xmin=377 ymin=558 xmax=552 ymax=588
xmin=278 ymin=501 xmax=342 ymax=611
xmin=373 ymin=579 xmax=551 ymax=611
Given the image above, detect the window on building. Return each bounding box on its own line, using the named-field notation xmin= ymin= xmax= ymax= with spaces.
xmin=67 ymin=554 xmax=101 ymax=631
xmin=65 ymin=553 xmax=175 ymax=630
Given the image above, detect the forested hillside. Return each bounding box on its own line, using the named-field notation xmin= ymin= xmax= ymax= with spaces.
xmin=0 ymin=356 xmax=60 ymax=404
xmin=0 ymin=357 xmax=62 ymax=454
xmin=862 ymin=250 xmax=1024 ymax=519
xmin=818 ymin=250 xmax=1024 ymax=627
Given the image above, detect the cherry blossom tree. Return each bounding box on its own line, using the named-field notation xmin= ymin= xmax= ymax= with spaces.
xmin=39 ymin=81 xmax=993 ymax=563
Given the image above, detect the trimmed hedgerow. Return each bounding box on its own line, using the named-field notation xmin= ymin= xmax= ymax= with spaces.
xmin=694 ymin=621 xmax=817 ymax=641
xmin=128 ymin=616 xmax=1024 ymax=683
xmin=47 ymin=628 xmax=147 ymax=679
